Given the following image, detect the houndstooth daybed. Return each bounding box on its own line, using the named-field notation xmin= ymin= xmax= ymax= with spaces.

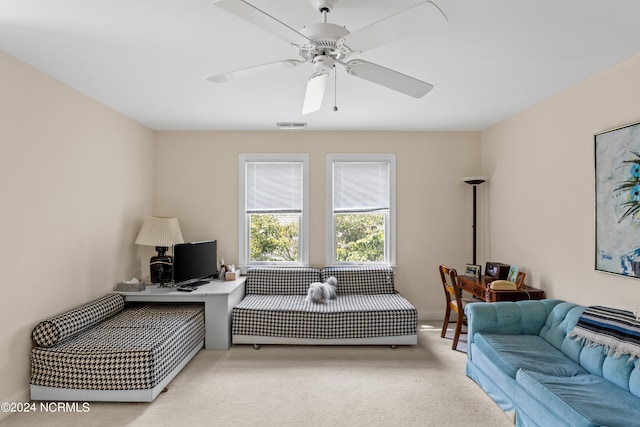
xmin=30 ymin=294 xmax=204 ymax=402
xmin=232 ymin=266 xmax=417 ymax=346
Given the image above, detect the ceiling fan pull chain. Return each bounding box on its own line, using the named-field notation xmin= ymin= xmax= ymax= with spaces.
xmin=333 ymin=65 xmax=339 ymax=112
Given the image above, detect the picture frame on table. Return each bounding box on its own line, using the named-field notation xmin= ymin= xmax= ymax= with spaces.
xmin=507 ymin=265 xmax=519 ymax=282
xmin=485 ymin=262 xmax=510 ymax=279
xmin=465 ymin=264 xmax=481 ymax=278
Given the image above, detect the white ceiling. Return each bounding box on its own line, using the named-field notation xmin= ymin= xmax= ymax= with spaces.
xmin=2 ymin=0 xmax=640 ymax=131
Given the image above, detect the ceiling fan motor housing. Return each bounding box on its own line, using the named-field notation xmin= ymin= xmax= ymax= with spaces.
xmin=299 ymin=22 xmax=351 ymax=61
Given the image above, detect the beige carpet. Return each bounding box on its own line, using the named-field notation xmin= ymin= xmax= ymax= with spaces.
xmin=3 ymin=322 xmax=512 ymax=427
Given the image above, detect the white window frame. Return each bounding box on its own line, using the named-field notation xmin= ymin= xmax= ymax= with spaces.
xmin=239 ymin=153 xmax=309 ymax=268
xmin=325 ymin=153 xmax=396 ymax=266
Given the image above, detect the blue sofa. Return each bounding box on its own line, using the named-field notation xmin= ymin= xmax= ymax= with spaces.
xmin=465 ymin=299 xmax=640 ymax=427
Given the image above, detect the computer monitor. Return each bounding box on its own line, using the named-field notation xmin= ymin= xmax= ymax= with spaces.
xmin=172 ymin=240 xmax=217 ymax=286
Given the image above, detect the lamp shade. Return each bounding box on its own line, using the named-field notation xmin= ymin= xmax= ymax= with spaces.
xmin=135 ymin=216 xmax=184 ymax=247
xmin=463 ymin=176 xmax=487 ymax=185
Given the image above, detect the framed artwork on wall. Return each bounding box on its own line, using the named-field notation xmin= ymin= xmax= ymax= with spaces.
xmin=595 ymin=121 xmax=640 ymax=278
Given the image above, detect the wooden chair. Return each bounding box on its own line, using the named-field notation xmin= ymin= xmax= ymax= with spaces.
xmin=439 ymin=264 xmax=473 ymax=351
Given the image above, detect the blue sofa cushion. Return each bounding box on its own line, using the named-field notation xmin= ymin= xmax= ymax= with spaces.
xmin=474 ymin=333 xmax=587 ymax=379
xmin=517 ymin=369 xmax=640 ymax=427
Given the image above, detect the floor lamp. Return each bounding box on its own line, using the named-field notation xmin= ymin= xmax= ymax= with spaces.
xmin=463 ymin=176 xmax=486 ymax=265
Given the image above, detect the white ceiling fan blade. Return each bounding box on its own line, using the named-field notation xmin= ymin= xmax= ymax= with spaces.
xmin=302 ymin=73 xmax=329 ymax=115
xmin=214 ymin=0 xmax=310 ymax=46
xmin=341 ymin=1 xmax=447 ymax=54
xmin=207 ymin=59 xmax=304 ymax=83
xmin=343 ymin=59 xmax=433 ymax=98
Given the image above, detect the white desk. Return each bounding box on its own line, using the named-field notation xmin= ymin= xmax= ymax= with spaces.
xmin=119 ymin=277 xmax=246 ymax=350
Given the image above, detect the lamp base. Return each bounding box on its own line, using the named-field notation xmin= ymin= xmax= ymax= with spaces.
xmin=150 ymin=246 xmax=173 ymax=286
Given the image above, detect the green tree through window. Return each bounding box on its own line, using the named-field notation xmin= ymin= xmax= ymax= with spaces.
xmin=249 ymin=213 xmax=384 ymax=263
xmin=336 ymin=214 xmax=385 ymax=262
xmin=250 ymin=214 xmax=299 ymax=262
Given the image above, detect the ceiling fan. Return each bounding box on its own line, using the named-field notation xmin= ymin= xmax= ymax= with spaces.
xmin=208 ymin=0 xmax=447 ymax=115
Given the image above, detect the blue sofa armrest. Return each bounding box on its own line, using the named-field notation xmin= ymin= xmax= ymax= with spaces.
xmin=465 ymin=299 xmax=565 ymax=344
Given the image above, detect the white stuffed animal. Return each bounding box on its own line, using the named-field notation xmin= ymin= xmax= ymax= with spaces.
xmin=305 ymin=277 xmax=338 ymax=304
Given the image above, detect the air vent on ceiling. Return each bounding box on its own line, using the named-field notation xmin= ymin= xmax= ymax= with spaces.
xmin=276 ymin=122 xmax=307 ymax=130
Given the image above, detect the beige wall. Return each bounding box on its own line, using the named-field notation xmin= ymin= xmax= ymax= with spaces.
xmin=4 ymin=43 xmax=640 ymax=412
xmin=480 ymin=52 xmax=640 ymax=310
xmin=154 ymin=131 xmax=481 ymax=318
xmin=0 ymin=51 xmax=154 ymax=408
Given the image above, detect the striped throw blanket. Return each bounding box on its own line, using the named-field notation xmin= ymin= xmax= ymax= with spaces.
xmin=568 ymin=306 xmax=640 ymax=362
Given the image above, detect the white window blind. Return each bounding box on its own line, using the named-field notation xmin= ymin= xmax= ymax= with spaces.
xmin=246 ymin=162 xmax=302 ymax=214
xmin=333 ymin=162 xmax=390 ymax=213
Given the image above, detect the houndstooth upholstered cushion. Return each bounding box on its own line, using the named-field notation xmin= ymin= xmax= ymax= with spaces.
xmin=245 ymin=267 xmax=321 ymax=295
xmin=233 ymin=294 xmax=416 ymax=339
xmin=31 ymin=304 xmax=204 ymax=390
xmin=32 ymin=294 xmax=125 ymax=348
xmin=321 ymin=266 xmax=395 ymax=294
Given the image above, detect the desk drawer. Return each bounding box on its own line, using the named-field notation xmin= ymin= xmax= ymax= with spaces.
xmin=488 ymin=288 xmax=545 ymax=302
xmin=465 ymin=282 xmax=488 ymax=301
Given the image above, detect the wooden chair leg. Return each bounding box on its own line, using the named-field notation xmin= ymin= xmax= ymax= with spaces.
xmin=441 ymin=305 xmax=451 ymax=338
xmin=452 ymin=316 xmax=463 ymax=350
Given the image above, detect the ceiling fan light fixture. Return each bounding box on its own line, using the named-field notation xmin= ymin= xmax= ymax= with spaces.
xmin=312 ymin=55 xmax=335 ymax=74
xmin=276 ymin=122 xmax=307 ymax=130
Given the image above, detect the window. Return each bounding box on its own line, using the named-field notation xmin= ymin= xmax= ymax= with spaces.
xmin=326 ymin=154 xmax=396 ymax=265
xmin=239 ymin=154 xmax=309 ymax=267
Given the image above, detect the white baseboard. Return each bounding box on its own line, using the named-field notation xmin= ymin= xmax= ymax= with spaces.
xmin=418 ymin=310 xmax=461 ymax=322
xmin=418 ymin=310 xmax=444 ymax=321
xmin=0 ymin=386 xmax=30 ymax=422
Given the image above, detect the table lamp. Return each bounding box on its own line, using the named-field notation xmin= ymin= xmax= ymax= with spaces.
xmin=135 ymin=216 xmax=184 ymax=285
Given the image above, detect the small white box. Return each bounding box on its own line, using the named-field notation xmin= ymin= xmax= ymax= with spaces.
xmin=116 ymin=282 xmax=146 ymax=292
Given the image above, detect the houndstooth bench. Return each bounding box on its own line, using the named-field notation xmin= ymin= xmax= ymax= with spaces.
xmin=30 ymin=294 xmax=204 ymax=402
xmin=232 ymin=266 xmax=417 ymax=347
